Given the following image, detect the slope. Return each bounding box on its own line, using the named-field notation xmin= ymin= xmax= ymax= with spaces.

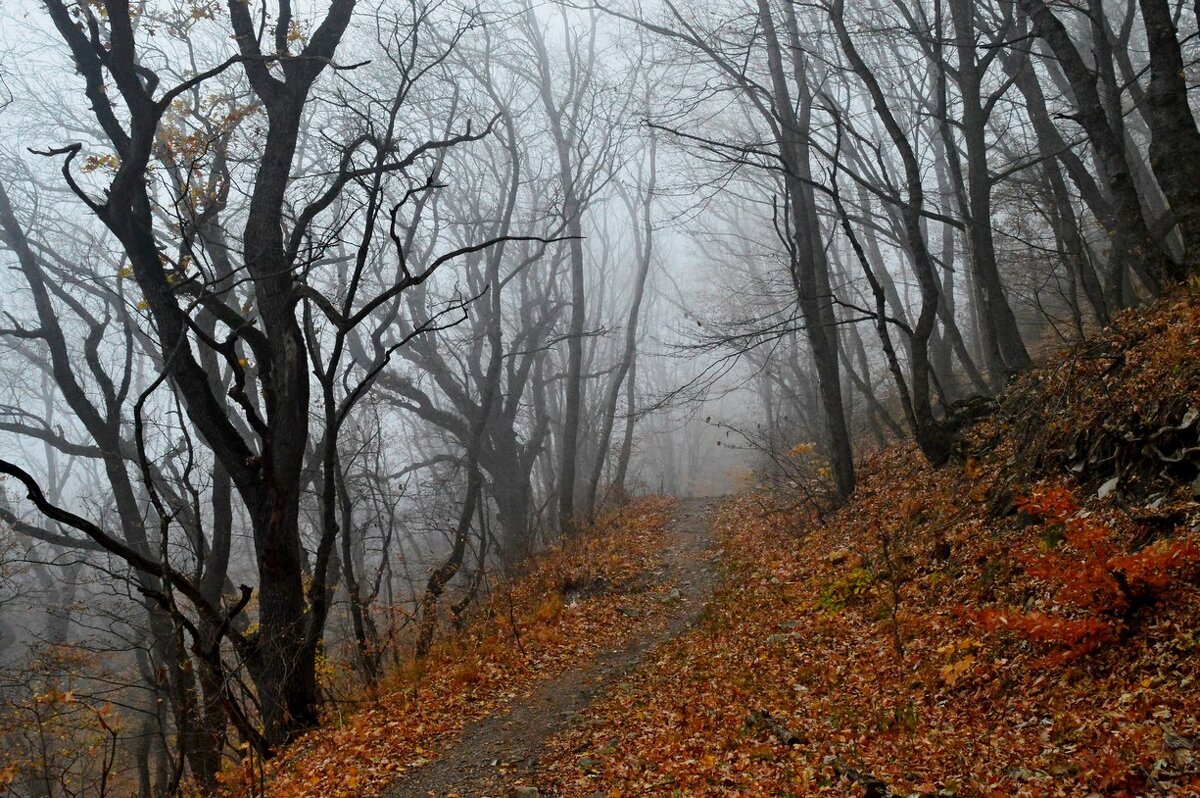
xmin=533 ymin=288 xmax=1200 ymax=797
xmin=222 ymin=497 xmax=719 ymax=798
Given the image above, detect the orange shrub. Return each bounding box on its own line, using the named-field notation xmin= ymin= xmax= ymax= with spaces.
xmin=975 ymin=487 xmax=1200 ymax=664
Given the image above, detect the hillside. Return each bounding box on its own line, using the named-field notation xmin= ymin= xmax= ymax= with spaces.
xmin=236 ymin=289 xmax=1200 ymax=798
xmin=6 ymin=2 xmax=1200 ymax=796
xmin=215 ymin=497 xmax=706 ymax=797
xmin=535 ymin=288 xmax=1200 ymax=797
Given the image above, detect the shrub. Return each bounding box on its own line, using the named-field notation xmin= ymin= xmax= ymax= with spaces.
xmin=817 ymin=567 xmax=873 ymax=612
xmin=975 ymin=487 xmax=1200 ymax=664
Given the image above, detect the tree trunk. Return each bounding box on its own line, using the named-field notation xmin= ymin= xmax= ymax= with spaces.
xmin=832 ymin=0 xmax=953 ymax=466
xmin=949 ymin=0 xmax=1032 ymax=378
xmin=1020 ymin=0 xmax=1176 ymax=293
xmin=584 ymin=128 xmax=656 ymax=516
xmin=1138 ymin=0 xmax=1200 ymax=269
xmin=1003 ymin=43 xmax=1112 ymax=323
xmin=761 ymin=0 xmax=855 ymax=499
xmin=611 ymin=353 xmax=638 ymax=498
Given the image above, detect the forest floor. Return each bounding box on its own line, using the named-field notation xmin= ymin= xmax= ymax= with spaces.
xmin=383 ymin=497 xmax=719 ymax=797
xmin=249 ymin=287 xmax=1200 ymax=798
xmin=526 ymin=288 xmax=1200 ymax=798
xmin=243 ymin=497 xmax=720 ymax=798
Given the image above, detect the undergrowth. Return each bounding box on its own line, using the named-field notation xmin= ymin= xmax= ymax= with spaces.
xmin=537 ymin=288 xmax=1200 ymax=797
xmin=216 ymin=497 xmax=677 ymax=798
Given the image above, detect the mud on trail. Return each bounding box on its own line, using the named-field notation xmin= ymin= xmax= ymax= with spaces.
xmin=384 ymin=497 xmax=720 ymax=798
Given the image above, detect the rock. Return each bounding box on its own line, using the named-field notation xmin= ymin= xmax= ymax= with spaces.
xmin=659 ymin=588 xmax=683 ymax=604
xmin=777 ymin=619 xmax=801 ymax=630
xmin=1162 ymin=725 xmax=1195 ymax=750
xmin=577 ymin=756 xmax=600 ymax=773
xmin=1097 ymin=475 xmax=1119 ymax=499
xmin=765 ymin=632 xmax=804 ymax=645
xmin=745 ymin=708 xmax=802 ymax=745
xmin=1004 ymin=766 xmax=1051 ymax=782
xmin=618 ymin=607 xmax=642 ymax=618
xmin=512 ymin=788 xmax=539 ymax=798
xmin=826 ymin=548 xmax=863 ymax=568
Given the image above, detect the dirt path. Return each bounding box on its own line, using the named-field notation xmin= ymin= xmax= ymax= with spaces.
xmin=383 ymin=497 xmax=720 ymax=798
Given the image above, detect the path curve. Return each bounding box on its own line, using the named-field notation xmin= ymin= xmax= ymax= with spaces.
xmin=384 ymin=497 xmax=720 ymax=797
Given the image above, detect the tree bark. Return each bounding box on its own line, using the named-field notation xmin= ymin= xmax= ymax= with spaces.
xmin=1137 ymin=0 xmax=1200 ymax=268
xmin=760 ymin=0 xmax=856 ymax=499
xmin=584 ymin=128 xmax=656 ymax=516
xmin=948 ymin=0 xmax=1032 ymax=377
xmin=832 ymin=0 xmax=953 ymax=465
xmin=1020 ymin=0 xmax=1176 ymax=294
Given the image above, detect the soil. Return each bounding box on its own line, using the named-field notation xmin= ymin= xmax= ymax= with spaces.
xmin=382 ymin=497 xmax=720 ymax=798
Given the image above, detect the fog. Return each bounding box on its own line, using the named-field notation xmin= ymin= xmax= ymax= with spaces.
xmin=0 ymin=0 xmax=1188 ymax=792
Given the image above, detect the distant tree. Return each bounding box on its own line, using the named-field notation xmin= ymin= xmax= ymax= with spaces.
xmin=1019 ymin=0 xmax=1180 ymax=297
xmin=2 ymin=0 xmax=553 ymax=758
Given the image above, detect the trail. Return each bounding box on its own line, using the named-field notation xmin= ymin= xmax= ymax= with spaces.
xmin=383 ymin=497 xmax=720 ymax=798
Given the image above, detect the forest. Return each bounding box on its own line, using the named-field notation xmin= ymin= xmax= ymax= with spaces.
xmin=0 ymin=0 xmax=1198 ymax=795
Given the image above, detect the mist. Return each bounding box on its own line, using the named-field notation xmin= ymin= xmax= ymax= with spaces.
xmin=0 ymin=0 xmax=1191 ymax=793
